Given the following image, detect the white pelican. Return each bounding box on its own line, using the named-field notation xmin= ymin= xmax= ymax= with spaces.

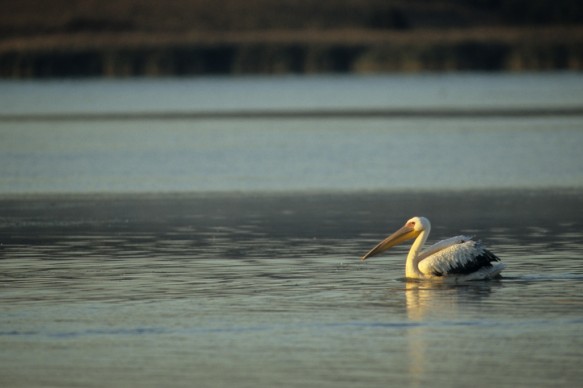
xmin=361 ymin=216 xmax=505 ymax=281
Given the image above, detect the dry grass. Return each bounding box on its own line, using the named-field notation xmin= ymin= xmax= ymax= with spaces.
xmin=1 ymin=0 xmax=582 ymax=76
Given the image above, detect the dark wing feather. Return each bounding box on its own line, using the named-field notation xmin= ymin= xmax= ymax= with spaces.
xmin=419 ymin=240 xmax=501 ymax=277
xmin=445 ymin=246 xmax=500 ymax=275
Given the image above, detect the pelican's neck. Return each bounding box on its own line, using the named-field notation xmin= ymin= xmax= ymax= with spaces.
xmin=405 ymin=227 xmax=430 ymax=278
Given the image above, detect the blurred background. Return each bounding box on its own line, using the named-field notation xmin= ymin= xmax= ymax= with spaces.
xmin=2 ymin=3 xmax=583 ymax=388
xmin=1 ymin=1 xmax=583 ymax=195
xmin=1 ymin=0 xmax=583 ymax=78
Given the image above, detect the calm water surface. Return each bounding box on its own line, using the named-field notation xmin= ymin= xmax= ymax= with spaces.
xmin=1 ymin=192 xmax=583 ymax=387
xmin=1 ymin=74 xmax=583 ymax=387
xmin=1 ymin=73 xmax=583 ymax=194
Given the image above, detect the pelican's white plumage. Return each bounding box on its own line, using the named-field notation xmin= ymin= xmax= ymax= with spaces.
xmin=361 ymin=216 xmax=505 ymax=281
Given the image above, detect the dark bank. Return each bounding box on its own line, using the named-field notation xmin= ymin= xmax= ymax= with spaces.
xmin=2 ymin=0 xmax=583 ymax=78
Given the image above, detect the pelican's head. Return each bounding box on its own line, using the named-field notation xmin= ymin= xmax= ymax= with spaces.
xmin=360 ymin=216 xmax=430 ymax=261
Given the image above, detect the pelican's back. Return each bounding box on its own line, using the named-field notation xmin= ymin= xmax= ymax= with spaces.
xmin=418 ymin=238 xmax=504 ymax=280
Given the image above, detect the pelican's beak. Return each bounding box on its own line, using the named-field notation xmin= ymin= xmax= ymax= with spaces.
xmin=361 ymin=225 xmax=420 ymax=261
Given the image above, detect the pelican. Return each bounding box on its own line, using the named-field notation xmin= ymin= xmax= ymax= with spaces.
xmin=361 ymin=216 xmax=505 ymax=281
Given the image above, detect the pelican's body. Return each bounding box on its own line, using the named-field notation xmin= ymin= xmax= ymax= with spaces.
xmin=361 ymin=217 xmax=505 ymax=281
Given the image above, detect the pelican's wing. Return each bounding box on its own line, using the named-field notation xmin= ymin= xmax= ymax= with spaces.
xmin=418 ymin=239 xmax=501 ymax=277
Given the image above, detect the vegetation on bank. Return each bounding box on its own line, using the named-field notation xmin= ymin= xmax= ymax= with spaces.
xmin=1 ymin=0 xmax=582 ymax=77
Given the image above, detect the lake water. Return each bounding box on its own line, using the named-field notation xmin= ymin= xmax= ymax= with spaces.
xmin=1 ymin=73 xmax=583 ymax=194
xmin=1 ymin=73 xmax=583 ymax=387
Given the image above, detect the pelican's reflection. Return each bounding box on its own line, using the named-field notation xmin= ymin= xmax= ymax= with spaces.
xmin=404 ymin=281 xmax=495 ymax=387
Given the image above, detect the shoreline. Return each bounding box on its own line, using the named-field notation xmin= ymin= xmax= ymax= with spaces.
xmin=2 ymin=27 xmax=583 ymax=78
